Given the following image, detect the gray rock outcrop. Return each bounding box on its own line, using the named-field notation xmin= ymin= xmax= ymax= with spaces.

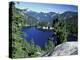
xmin=51 ymin=42 xmax=78 ymax=56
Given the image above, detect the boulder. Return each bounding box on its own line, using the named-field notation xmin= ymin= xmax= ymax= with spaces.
xmin=51 ymin=42 xmax=78 ymax=56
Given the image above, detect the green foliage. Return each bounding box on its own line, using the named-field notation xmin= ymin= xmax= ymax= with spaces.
xmin=10 ymin=2 xmax=42 ymax=58
xmin=66 ymin=15 xmax=78 ymax=34
xmin=44 ymin=38 xmax=55 ymax=51
xmin=52 ymin=19 xmax=68 ymax=43
xmin=10 ymin=2 xmax=78 ymax=58
xmin=25 ymin=15 xmax=38 ymax=26
xmin=52 ymin=13 xmax=78 ymax=43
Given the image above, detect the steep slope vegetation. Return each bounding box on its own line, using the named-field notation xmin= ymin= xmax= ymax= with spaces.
xmin=9 ymin=2 xmax=42 ymax=58
xmin=52 ymin=11 xmax=78 ymax=45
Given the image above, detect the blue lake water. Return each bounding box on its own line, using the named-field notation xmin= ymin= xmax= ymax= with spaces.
xmin=21 ymin=27 xmax=57 ymax=47
xmin=21 ymin=27 xmax=77 ymax=47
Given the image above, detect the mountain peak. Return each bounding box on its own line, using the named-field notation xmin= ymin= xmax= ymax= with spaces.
xmin=26 ymin=10 xmax=57 ymax=22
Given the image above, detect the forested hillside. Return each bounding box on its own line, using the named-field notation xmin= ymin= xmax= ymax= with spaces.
xmin=52 ymin=11 xmax=78 ymax=44
xmin=9 ymin=2 xmax=43 ymax=58
xmin=9 ymin=2 xmax=78 ymax=58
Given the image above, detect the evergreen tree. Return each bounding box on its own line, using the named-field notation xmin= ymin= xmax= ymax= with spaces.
xmin=9 ymin=2 xmax=42 ymax=58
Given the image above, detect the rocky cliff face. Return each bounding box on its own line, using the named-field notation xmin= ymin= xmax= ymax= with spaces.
xmin=51 ymin=42 xmax=78 ymax=56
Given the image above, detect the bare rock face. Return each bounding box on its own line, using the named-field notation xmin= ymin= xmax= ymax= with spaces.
xmin=51 ymin=42 xmax=78 ymax=56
